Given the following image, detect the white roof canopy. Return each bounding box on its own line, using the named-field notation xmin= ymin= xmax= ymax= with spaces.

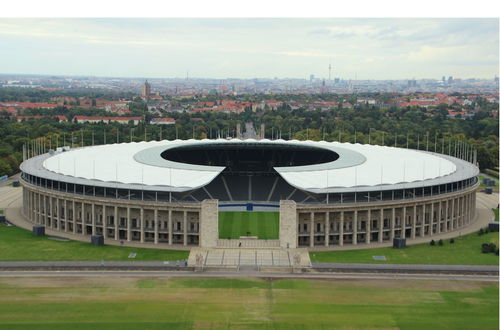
xmin=23 ymin=138 xmax=477 ymax=193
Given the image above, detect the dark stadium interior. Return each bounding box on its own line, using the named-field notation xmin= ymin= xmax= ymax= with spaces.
xmin=161 ymin=143 xmax=339 ymax=174
xmin=162 ymin=143 xmax=339 ymax=203
xmin=185 ymin=172 xmax=313 ymax=203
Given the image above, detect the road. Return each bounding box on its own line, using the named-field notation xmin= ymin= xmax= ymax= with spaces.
xmin=0 ymin=270 xmax=497 ymax=281
xmin=242 ymin=122 xmax=258 ymax=139
xmin=0 ymin=172 xmax=20 ymax=188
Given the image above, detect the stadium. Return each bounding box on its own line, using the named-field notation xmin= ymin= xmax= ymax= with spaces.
xmin=19 ymin=138 xmax=479 ymax=249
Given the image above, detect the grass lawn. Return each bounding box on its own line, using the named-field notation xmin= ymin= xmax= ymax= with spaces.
xmin=494 ymin=208 xmax=499 ymax=222
xmin=0 ymin=224 xmax=189 ymax=261
xmin=311 ymin=231 xmax=499 ymax=265
xmin=0 ymin=276 xmax=497 ymax=329
xmin=219 ymin=211 xmax=279 ymax=239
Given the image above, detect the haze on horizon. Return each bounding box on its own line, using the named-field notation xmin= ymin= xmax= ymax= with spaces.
xmin=0 ymin=18 xmax=498 ymax=80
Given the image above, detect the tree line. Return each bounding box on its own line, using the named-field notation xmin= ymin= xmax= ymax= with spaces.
xmin=0 ymin=101 xmax=498 ymax=177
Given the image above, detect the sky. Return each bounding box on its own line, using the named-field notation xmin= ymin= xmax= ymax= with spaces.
xmin=0 ymin=18 xmax=498 ymax=80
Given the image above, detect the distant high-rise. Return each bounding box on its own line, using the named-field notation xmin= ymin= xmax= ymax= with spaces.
xmin=309 ymin=74 xmax=315 ymax=82
xmin=407 ymin=79 xmax=417 ymax=88
xmin=448 ymin=76 xmax=453 ymax=84
xmin=142 ymin=80 xmax=151 ymax=97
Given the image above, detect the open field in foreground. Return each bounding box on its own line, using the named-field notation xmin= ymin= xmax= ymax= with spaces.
xmin=0 ymin=224 xmax=189 ymax=261
xmin=0 ymin=276 xmax=497 ymax=329
xmin=311 ymin=231 xmax=499 ymax=265
xmin=219 ymin=211 xmax=279 ymax=239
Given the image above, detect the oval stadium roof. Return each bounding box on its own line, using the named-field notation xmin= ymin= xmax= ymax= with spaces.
xmin=20 ymin=138 xmax=478 ymax=193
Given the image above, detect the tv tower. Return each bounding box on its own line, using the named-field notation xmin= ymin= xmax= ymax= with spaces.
xmin=328 ymin=60 xmax=332 ymax=81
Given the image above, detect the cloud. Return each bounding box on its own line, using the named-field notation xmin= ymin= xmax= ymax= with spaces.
xmin=0 ymin=18 xmax=497 ymax=79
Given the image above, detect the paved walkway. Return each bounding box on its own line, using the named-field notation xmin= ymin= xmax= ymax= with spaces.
xmin=188 ymin=247 xmax=311 ymax=268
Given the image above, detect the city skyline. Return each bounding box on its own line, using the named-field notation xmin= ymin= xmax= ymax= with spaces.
xmin=0 ymin=18 xmax=498 ymax=80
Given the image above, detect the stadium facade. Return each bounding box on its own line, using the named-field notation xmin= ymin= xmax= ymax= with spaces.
xmin=19 ymin=139 xmax=479 ymax=249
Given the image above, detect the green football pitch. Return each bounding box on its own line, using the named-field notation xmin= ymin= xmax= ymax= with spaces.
xmin=218 ymin=211 xmax=279 ymax=239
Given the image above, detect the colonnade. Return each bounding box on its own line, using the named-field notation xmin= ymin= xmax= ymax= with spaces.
xmin=22 ymin=182 xmax=201 ymax=246
xmin=297 ymin=188 xmax=477 ymax=247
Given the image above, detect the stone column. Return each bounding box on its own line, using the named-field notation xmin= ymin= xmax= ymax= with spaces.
xmin=339 ymin=211 xmax=344 ymax=246
xmin=279 ymin=200 xmax=297 ymax=248
xmin=126 ymin=207 xmax=131 ymax=241
xmin=28 ymin=190 xmax=32 ymax=222
xmin=420 ymin=204 xmax=425 ymax=237
xmin=437 ymin=201 xmax=441 ymax=234
xmin=103 ymin=205 xmax=107 ymax=238
xmin=353 ymin=210 xmax=358 ymax=245
xmin=81 ymin=202 xmax=85 ymax=235
xmin=429 ymin=203 xmax=434 ymax=236
xmin=445 ymin=199 xmax=449 ymax=232
xmin=309 ymin=212 xmax=314 ymax=247
xmin=472 ymin=193 xmax=475 ymax=223
xmin=465 ymin=195 xmax=469 ymax=225
xmin=465 ymin=194 xmax=469 ymax=224
xmin=30 ymin=191 xmax=33 ymax=222
xmin=378 ymin=208 xmax=383 ymax=243
xmin=140 ymin=208 xmax=145 ymax=243
xmin=390 ymin=208 xmax=395 ymax=240
xmin=412 ymin=205 xmax=417 ymax=239
xmin=43 ymin=195 xmax=47 ymax=225
xmin=154 ymin=208 xmax=158 ymax=244
xmin=472 ymin=193 xmax=476 ymax=222
xmin=183 ymin=211 xmax=188 ymax=246
xmin=200 ymin=200 xmax=219 ymax=248
xmin=37 ymin=193 xmax=41 ymax=224
xmin=401 ymin=206 xmax=406 ymax=239
xmin=366 ymin=209 xmax=371 ymax=244
xmin=114 ymin=206 xmax=119 ymax=240
xmin=461 ymin=197 xmax=465 ymax=227
xmin=49 ymin=196 xmax=53 ymax=228
xmin=64 ymin=199 xmax=68 ymax=232
xmin=30 ymin=191 xmax=34 ymax=222
xmin=168 ymin=209 xmax=173 ymax=245
xmin=33 ymin=191 xmax=36 ymax=222
xmin=91 ymin=203 xmax=96 ymax=235
xmin=450 ymin=198 xmax=455 ymax=230
xmin=472 ymin=192 xmax=477 ymax=223
xmin=72 ymin=200 xmax=76 ymax=234
xmin=469 ymin=193 xmax=473 ymax=223
xmin=29 ymin=191 xmax=32 ymax=222
xmin=461 ymin=196 xmax=466 ymax=227
xmin=325 ymin=212 xmax=330 ymax=247
xmin=55 ymin=198 xmax=59 ymax=230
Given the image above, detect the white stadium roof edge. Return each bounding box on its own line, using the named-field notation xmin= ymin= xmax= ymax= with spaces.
xmin=21 ymin=139 xmax=479 ymax=194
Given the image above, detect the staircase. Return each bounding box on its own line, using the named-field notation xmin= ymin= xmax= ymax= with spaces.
xmin=217 ymin=238 xmax=280 ymax=248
